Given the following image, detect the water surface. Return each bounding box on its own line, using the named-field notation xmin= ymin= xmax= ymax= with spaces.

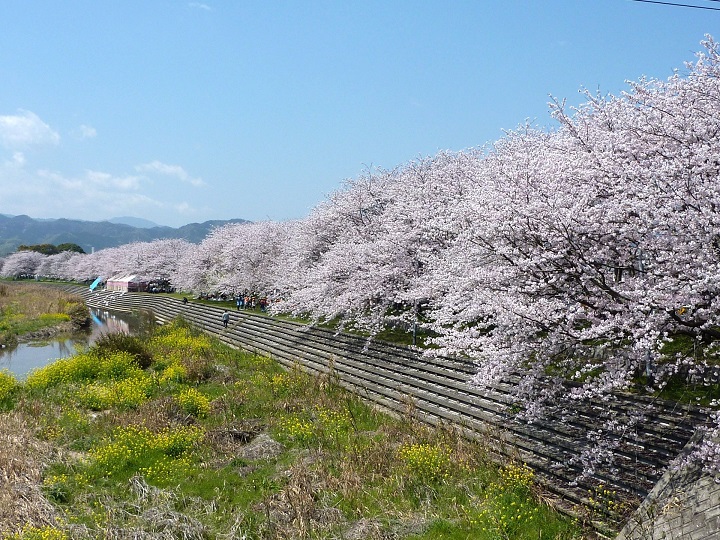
xmin=0 ymin=309 xmax=141 ymax=379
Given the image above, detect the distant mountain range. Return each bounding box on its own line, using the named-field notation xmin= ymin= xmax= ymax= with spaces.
xmin=107 ymin=216 xmax=161 ymax=229
xmin=0 ymin=214 xmax=250 ymax=256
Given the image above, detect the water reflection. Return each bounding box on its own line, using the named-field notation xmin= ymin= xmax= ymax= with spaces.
xmin=0 ymin=308 xmax=140 ymax=379
xmin=88 ymin=309 xmax=133 ymax=342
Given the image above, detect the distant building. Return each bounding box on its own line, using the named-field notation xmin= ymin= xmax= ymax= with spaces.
xmin=106 ymin=274 xmax=148 ymax=293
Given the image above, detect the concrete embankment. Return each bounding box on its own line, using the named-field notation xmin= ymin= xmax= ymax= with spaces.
xmin=49 ymin=284 xmax=718 ymax=539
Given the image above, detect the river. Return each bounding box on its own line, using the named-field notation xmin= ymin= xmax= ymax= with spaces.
xmin=0 ymin=308 xmax=142 ymax=379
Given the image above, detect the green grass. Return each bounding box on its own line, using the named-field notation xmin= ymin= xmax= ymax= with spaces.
xmin=0 ymin=316 xmax=585 ymax=539
xmin=0 ymin=283 xmax=88 ymax=346
xmin=159 ymin=289 xmax=436 ymax=347
xmin=0 ymin=312 xmax=70 ymax=341
xmin=626 ymin=333 xmax=720 ymax=406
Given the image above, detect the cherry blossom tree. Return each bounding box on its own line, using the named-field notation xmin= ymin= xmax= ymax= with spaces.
xmin=5 ymin=35 xmax=718 ymax=478
xmin=0 ymin=250 xmax=45 ymax=278
xmin=64 ymin=250 xmax=106 ymax=282
xmin=420 ymin=37 xmax=720 ymax=474
xmin=32 ymin=238 xmax=193 ymax=286
xmin=133 ymin=239 xmax=193 ymax=283
xmin=274 ymin=152 xmax=482 ymax=337
xmin=173 ymin=221 xmax=294 ymax=297
xmin=36 ymin=251 xmax=80 ymax=280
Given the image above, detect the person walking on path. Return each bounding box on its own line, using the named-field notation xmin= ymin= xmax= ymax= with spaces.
xmin=222 ymin=310 xmax=230 ymax=328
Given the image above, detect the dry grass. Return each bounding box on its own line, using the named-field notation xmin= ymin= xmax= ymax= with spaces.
xmin=254 ymin=460 xmax=344 ymax=540
xmin=0 ymin=412 xmax=61 ymax=531
xmin=0 ymin=283 xmax=74 ymax=318
xmin=0 ymin=283 xmax=88 ymax=345
xmin=0 ymin=317 xmax=584 ymax=539
xmin=65 ymin=477 xmax=212 ymax=540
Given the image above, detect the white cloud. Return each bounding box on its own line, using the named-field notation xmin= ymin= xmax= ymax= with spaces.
xmin=136 ymin=160 xmax=206 ymax=187
xmin=86 ymin=170 xmax=142 ymax=190
xmin=36 ymin=169 xmax=142 ymax=191
xmin=3 ymin=151 xmax=26 ymax=168
xmin=136 ymin=161 xmax=184 ymax=177
xmin=0 ymin=165 xmax=197 ymax=221
xmin=0 ymin=157 xmax=205 ymax=226
xmin=77 ymin=124 xmax=97 ymax=139
xmin=37 ymin=169 xmax=83 ymax=190
xmin=189 ymin=2 xmax=212 ymax=11
xmin=0 ymin=110 xmax=60 ymax=148
xmin=80 ymin=124 xmax=97 ymax=138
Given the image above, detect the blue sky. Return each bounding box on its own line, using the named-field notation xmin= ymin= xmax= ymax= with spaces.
xmin=0 ymin=1 xmax=715 ymax=227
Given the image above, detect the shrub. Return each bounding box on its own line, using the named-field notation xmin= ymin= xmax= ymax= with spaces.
xmin=280 ymin=415 xmax=316 ymax=444
xmin=176 ymin=387 xmax=211 ymax=418
xmin=500 ymin=462 xmax=534 ymax=489
xmin=471 ymin=463 xmax=543 ymax=537
xmin=150 ymin=323 xmax=212 ymax=359
xmin=149 ymin=323 xmax=214 ymax=381
xmin=269 ymin=370 xmax=306 ymax=397
xmin=47 ymin=409 xmax=91 ymax=445
xmin=43 ymin=472 xmax=72 ymax=504
xmin=89 ymin=425 xmax=153 ymax=476
xmin=88 ymin=425 xmax=203 ymax=481
xmin=92 ymin=333 xmax=153 ymax=369
xmin=62 ymin=300 xmax=89 ymax=328
xmin=3 ymin=525 xmax=69 ymax=540
xmin=95 ymin=351 xmax=143 ymax=380
xmin=317 ymin=407 xmax=352 ymax=432
xmin=77 ymin=372 xmax=154 ymax=411
xmin=26 ymin=350 xmax=146 ymax=391
xmin=398 ymin=442 xmax=452 ymax=482
xmin=158 ymin=363 xmax=187 ymax=384
xmin=315 ymin=406 xmax=354 ymax=449
xmin=37 ymin=313 xmax=70 ymax=325
xmin=154 ymin=425 xmax=204 ymax=457
xmin=26 ymin=358 xmax=78 ymax=390
xmin=139 ymin=455 xmax=193 ymax=485
xmin=0 ymin=369 xmax=17 ymax=403
xmin=182 ymin=355 xmax=215 ymax=382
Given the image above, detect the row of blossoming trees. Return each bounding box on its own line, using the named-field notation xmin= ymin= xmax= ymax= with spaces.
xmin=3 ymin=37 xmax=720 ymax=473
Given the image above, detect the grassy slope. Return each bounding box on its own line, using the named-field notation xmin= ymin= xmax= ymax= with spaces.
xmin=0 ymin=318 xmax=588 ymax=539
xmin=0 ymin=283 xmax=88 ymax=346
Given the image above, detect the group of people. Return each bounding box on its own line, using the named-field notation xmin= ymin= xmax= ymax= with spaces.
xmin=193 ymin=291 xmax=269 ymax=312
xmin=219 ymin=294 xmax=269 ymax=329
xmin=180 ymin=292 xmax=271 ymax=329
xmin=235 ymin=295 xmax=268 ymax=312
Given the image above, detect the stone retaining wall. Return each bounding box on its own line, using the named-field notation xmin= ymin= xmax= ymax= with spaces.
xmin=616 ymin=431 xmax=720 ymax=540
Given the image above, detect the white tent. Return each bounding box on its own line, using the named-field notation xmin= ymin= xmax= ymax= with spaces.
xmin=106 ymin=274 xmax=146 ymax=292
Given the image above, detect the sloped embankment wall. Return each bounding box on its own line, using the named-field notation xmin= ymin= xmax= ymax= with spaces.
xmin=58 ymin=285 xmax=716 ymax=538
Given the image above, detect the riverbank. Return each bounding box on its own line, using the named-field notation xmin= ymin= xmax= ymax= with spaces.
xmin=0 ymin=316 xmax=584 ymax=539
xmin=14 ymin=321 xmax=76 ymax=342
xmin=0 ymin=283 xmax=88 ymax=347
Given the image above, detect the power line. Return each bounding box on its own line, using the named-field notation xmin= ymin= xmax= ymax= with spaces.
xmin=631 ymin=0 xmax=720 ymax=10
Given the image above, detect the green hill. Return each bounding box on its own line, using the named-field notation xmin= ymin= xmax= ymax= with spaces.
xmin=0 ymin=214 xmax=249 ymax=255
